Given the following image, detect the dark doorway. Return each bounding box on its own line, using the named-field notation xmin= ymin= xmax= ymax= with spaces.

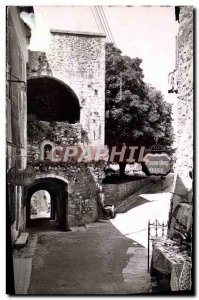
xmin=26 ymin=178 xmax=68 ymax=232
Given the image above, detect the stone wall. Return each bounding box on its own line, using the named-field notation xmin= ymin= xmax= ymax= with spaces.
xmin=168 ymin=7 xmax=193 ymax=237
xmin=176 ymin=6 xmax=193 ymax=183
xmin=27 ymin=95 xmax=105 ymax=227
xmin=27 ymin=121 xmax=83 ymax=160
xmin=27 ymin=30 xmax=106 ymax=145
xmin=103 ymin=178 xmax=154 ymax=205
xmin=29 ymin=161 xmax=105 ymax=227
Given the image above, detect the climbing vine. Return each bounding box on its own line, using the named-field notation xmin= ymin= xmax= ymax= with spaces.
xmin=27 ymin=114 xmax=57 ymax=142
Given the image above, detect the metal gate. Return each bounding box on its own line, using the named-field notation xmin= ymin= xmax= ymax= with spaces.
xmin=147 ymin=219 xmax=168 ymax=272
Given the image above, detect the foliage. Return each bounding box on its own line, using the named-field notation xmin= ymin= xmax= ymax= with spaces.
xmin=105 ymin=43 xmax=174 ymax=175
xmin=105 ymin=44 xmax=174 ymax=149
xmin=105 ymin=43 xmax=148 ymax=146
xmin=28 ymin=159 xmax=106 ymax=173
xmin=27 ymin=114 xmax=57 ymax=142
xmin=142 ymin=84 xmax=174 ymax=152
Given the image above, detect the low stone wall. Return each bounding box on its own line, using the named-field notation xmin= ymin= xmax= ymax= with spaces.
xmin=103 ymin=177 xmax=156 ymax=205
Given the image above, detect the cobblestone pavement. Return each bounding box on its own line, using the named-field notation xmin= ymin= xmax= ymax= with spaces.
xmin=28 ymin=221 xmax=151 ymax=295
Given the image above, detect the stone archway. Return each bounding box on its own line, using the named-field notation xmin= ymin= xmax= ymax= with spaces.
xmin=27 ymin=76 xmax=80 ymax=123
xmin=25 ymin=177 xmax=68 ymax=231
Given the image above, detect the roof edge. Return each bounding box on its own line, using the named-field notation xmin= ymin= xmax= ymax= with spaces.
xmin=50 ymin=29 xmax=106 ymax=37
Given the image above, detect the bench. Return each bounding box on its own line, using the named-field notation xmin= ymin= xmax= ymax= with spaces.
xmin=15 ymin=232 xmax=29 ymax=249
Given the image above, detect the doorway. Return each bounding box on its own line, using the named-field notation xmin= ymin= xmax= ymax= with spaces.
xmin=26 ymin=177 xmax=68 ymax=232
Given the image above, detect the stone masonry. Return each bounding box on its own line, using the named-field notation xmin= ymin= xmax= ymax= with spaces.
xmin=27 ymin=121 xmax=83 ymax=160
xmin=26 ymin=30 xmax=106 ymax=228
xmin=28 ymin=161 xmax=106 ymax=227
xmin=176 ymin=7 xmax=193 ymax=183
xmin=28 ymin=30 xmax=106 ymax=145
xmin=103 ymin=178 xmax=153 ymax=206
xmin=169 ymin=7 xmax=193 ymax=236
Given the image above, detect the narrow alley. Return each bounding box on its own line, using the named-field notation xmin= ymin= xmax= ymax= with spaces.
xmin=13 ymin=177 xmax=173 ymax=295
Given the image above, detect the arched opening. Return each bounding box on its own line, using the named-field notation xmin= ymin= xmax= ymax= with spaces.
xmin=44 ymin=144 xmax=52 ymax=160
xmin=25 ymin=177 xmax=68 ymax=232
xmin=30 ymin=190 xmax=51 ymax=219
xmin=39 ymin=140 xmax=55 ymax=160
xmin=27 ymin=76 xmax=80 ymax=123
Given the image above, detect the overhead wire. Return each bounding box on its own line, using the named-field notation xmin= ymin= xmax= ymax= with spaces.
xmin=94 ymin=6 xmax=108 ymax=40
xmin=96 ymin=6 xmax=112 ymax=43
xmin=99 ymin=6 xmax=115 ymax=44
xmin=90 ymin=6 xmax=115 ymax=45
xmin=90 ymin=6 xmax=101 ymax=34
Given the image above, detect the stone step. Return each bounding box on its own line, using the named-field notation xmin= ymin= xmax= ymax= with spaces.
xmin=15 ymin=232 xmax=29 ymax=249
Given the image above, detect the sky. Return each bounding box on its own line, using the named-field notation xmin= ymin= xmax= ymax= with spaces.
xmin=30 ymin=6 xmax=178 ymax=101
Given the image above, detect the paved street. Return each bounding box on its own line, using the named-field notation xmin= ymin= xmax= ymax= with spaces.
xmin=112 ymin=174 xmax=173 ymax=248
xmin=27 ymin=221 xmax=151 ymax=295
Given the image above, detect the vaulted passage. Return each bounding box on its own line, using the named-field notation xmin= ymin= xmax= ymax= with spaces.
xmin=27 ymin=76 xmax=80 ymax=123
xmin=25 ymin=178 xmax=68 ymax=232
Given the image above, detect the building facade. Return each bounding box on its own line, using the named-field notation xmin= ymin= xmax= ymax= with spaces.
xmin=27 ymin=29 xmax=106 ymax=145
xmin=25 ymin=30 xmax=106 ymax=229
xmin=7 ymin=9 xmax=107 ymax=239
xmin=6 ymin=6 xmax=32 ymax=243
xmin=168 ymin=6 xmax=193 ymax=245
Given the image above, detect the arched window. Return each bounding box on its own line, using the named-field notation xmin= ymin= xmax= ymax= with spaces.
xmin=40 ymin=140 xmax=54 ymax=160
xmin=44 ymin=144 xmax=52 ymax=160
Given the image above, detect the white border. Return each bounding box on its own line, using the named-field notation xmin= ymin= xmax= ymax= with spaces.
xmin=0 ymin=1 xmax=198 ymax=299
